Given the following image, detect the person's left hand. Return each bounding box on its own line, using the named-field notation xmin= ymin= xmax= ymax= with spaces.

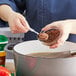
xmin=42 ymin=20 xmax=72 ymax=48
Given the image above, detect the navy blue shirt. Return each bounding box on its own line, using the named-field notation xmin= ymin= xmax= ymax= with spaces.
xmin=0 ymin=0 xmax=76 ymax=42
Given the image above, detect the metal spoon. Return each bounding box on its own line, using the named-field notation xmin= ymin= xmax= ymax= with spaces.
xmin=25 ymin=18 xmax=39 ymax=34
xmin=29 ymin=28 xmax=39 ymax=34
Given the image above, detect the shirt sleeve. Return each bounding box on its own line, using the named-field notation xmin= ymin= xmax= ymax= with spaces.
xmin=0 ymin=0 xmax=12 ymax=6
xmin=0 ymin=0 xmax=20 ymax=12
xmin=0 ymin=0 xmax=25 ymax=13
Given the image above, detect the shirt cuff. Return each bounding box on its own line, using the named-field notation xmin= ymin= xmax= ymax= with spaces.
xmin=0 ymin=0 xmax=12 ymax=6
xmin=0 ymin=0 xmax=19 ymax=12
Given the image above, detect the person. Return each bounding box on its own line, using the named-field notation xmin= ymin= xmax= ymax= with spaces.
xmin=0 ymin=0 xmax=76 ymax=48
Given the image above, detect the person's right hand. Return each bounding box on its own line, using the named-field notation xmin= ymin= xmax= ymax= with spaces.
xmin=7 ymin=12 xmax=30 ymax=33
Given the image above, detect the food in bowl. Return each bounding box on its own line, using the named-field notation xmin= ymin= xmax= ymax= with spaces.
xmin=38 ymin=29 xmax=61 ymax=46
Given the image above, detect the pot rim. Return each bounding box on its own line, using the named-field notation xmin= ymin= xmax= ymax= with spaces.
xmin=13 ymin=40 xmax=76 ymax=59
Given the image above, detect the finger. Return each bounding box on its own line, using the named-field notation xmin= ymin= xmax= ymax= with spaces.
xmin=15 ymin=19 xmax=29 ymax=33
xmin=9 ymin=25 xmax=18 ymax=33
xmin=12 ymin=28 xmax=28 ymax=33
xmin=11 ymin=30 xmax=18 ymax=34
xmin=58 ymin=32 xmax=69 ymax=44
xmin=49 ymin=42 xmax=63 ymax=48
xmin=49 ymin=37 xmax=64 ymax=49
xmin=49 ymin=43 xmax=59 ymax=48
xmin=16 ymin=25 xmax=28 ymax=33
xmin=42 ymin=23 xmax=59 ymax=31
xmin=19 ymin=16 xmax=30 ymax=29
xmin=50 ymin=33 xmax=69 ymax=48
xmin=42 ymin=24 xmax=51 ymax=31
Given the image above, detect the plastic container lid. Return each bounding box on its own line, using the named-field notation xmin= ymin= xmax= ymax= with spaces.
xmin=0 ymin=35 xmax=8 ymax=51
xmin=0 ymin=51 xmax=6 ymax=56
xmin=0 ymin=35 xmax=8 ymax=44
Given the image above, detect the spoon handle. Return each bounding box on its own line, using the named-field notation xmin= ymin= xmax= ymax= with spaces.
xmin=30 ymin=28 xmax=39 ymax=34
xmin=25 ymin=18 xmax=39 ymax=34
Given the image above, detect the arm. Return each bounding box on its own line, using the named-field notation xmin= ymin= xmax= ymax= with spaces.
xmin=0 ymin=5 xmax=15 ymax=21
xmin=0 ymin=5 xmax=29 ymax=33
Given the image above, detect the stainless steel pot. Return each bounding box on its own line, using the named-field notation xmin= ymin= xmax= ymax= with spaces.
xmin=14 ymin=40 xmax=76 ymax=76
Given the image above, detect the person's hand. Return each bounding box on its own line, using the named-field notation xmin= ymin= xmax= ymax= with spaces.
xmin=7 ymin=11 xmax=29 ymax=33
xmin=42 ymin=20 xmax=72 ymax=48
